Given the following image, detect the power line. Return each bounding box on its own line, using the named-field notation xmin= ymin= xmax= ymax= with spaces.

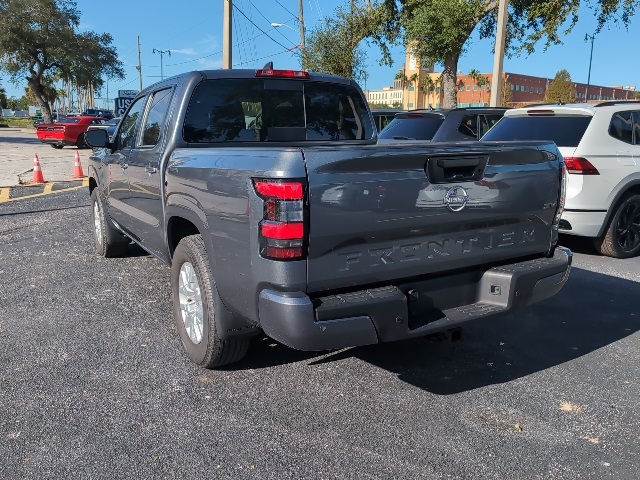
xmin=274 ymin=0 xmax=298 ymax=19
xmin=232 ymin=3 xmax=291 ymax=52
xmin=248 ymin=0 xmax=296 ymax=46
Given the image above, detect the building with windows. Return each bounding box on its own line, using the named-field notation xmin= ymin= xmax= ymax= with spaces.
xmin=364 ymin=48 xmax=637 ymax=109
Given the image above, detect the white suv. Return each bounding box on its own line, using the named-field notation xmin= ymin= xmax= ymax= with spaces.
xmin=482 ymin=101 xmax=640 ymax=258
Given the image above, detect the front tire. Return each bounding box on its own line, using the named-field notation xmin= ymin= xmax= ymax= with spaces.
xmin=171 ymin=235 xmax=249 ymax=368
xmin=90 ymin=188 xmax=129 ymax=257
xmin=593 ymin=193 xmax=640 ymax=258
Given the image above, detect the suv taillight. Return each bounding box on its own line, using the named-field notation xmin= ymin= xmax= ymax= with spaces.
xmin=554 ymin=161 xmax=567 ymax=225
xmin=563 ymin=157 xmax=599 ymax=175
xmin=253 ymin=179 xmax=306 ymax=260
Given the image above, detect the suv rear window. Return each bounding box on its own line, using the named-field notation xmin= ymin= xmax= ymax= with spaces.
xmin=183 ymin=78 xmax=373 ymax=143
xmin=482 ymin=115 xmax=592 ymax=147
xmin=378 ymin=115 xmax=444 ymax=140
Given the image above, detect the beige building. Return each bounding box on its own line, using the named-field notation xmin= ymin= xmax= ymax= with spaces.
xmin=366 ymin=46 xmax=637 ymax=110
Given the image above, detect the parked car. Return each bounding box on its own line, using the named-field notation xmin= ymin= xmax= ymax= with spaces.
xmin=378 ymin=107 xmax=508 ymax=143
xmin=84 ymin=108 xmax=114 ymax=120
xmin=87 ymin=117 xmax=121 ymax=141
xmin=482 ymin=100 xmax=640 ymax=258
xmin=370 ymin=108 xmax=406 ymax=132
xmin=36 ymin=115 xmax=109 ymax=149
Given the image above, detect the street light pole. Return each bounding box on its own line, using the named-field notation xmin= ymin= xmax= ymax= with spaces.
xmin=153 ymin=49 xmax=171 ymax=80
xmin=585 ymin=33 xmax=595 ymax=103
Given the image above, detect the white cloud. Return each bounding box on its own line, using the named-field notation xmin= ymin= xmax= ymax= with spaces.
xmin=171 ymin=48 xmax=197 ymax=56
xmin=198 ymin=58 xmax=222 ymax=70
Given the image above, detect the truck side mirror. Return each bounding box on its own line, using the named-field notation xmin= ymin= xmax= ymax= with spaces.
xmin=85 ymin=129 xmax=110 ymax=149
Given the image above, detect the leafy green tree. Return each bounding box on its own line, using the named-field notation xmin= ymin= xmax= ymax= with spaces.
xmin=325 ymin=1 xmax=639 ymax=109
xmin=501 ymin=81 xmax=513 ymax=107
xmin=0 ymin=0 xmax=124 ymax=123
xmin=304 ymin=14 xmax=369 ymax=84
xmin=544 ymin=69 xmax=577 ymax=104
xmin=0 ymin=82 xmax=7 ymax=109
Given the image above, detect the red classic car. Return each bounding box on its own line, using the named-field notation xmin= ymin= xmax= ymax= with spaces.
xmin=36 ymin=115 xmax=109 ymax=149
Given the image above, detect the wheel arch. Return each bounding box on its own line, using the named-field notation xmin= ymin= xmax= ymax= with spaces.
xmin=599 ymin=179 xmax=640 ymax=237
xmin=165 ymin=205 xmax=259 ymax=340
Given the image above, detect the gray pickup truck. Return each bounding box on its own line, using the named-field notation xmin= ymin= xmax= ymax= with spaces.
xmin=85 ymin=68 xmax=572 ymax=369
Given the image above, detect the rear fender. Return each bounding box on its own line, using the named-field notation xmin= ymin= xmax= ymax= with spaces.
xmin=165 ymin=199 xmax=257 ymax=339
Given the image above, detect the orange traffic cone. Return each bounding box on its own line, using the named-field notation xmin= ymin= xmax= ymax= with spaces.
xmin=32 ymin=153 xmax=45 ymax=184
xmin=72 ymin=150 xmax=85 ymax=178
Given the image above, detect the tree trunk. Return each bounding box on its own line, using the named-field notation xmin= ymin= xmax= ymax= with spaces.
xmin=442 ymin=54 xmax=459 ymax=109
xmin=28 ymin=77 xmax=53 ymax=123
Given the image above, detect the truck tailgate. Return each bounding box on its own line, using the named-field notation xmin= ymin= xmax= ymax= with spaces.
xmin=304 ymin=143 xmax=560 ymax=293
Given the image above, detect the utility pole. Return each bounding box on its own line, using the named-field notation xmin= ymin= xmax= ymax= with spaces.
xmin=298 ymin=0 xmax=306 ymax=63
xmin=137 ymin=36 xmax=143 ymax=91
xmin=223 ymin=0 xmax=232 ymax=68
xmin=585 ymin=33 xmax=595 ymax=103
xmin=153 ymin=49 xmax=171 ymax=80
xmin=490 ymin=0 xmax=508 ymax=107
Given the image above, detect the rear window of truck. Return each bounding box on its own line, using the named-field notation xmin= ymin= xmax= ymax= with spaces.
xmin=482 ymin=115 xmax=592 ymax=147
xmin=183 ymin=78 xmax=373 ymax=143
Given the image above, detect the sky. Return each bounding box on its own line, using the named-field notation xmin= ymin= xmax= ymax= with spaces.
xmin=2 ymin=0 xmax=639 ymax=107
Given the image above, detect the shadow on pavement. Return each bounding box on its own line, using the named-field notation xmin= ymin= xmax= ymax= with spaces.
xmin=233 ymin=267 xmax=639 ymax=394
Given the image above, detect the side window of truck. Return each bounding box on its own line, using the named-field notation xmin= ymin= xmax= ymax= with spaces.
xmin=116 ymin=97 xmax=147 ymax=150
xmin=142 ymin=88 xmax=173 ymax=146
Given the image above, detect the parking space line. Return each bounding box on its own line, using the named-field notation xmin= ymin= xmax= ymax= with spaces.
xmin=0 ymin=182 xmax=89 ymax=203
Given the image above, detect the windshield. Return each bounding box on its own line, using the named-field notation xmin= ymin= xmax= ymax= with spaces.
xmin=482 ymin=115 xmax=592 ymax=147
xmin=378 ymin=116 xmax=444 ymax=140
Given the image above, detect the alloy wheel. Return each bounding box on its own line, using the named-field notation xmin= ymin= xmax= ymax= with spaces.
xmin=615 ymin=199 xmax=640 ymax=252
xmin=178 ymin=262 xmax=204 ymax=344
xmin=93 ymin=201 xmax=103 ymax=244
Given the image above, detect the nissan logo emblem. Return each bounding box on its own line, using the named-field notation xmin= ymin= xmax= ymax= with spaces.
xmin=443 ymin=186 xmax=469 ymax=212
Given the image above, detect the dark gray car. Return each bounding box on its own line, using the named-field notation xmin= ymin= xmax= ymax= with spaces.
xmin=378 ymin=107 xmax=508 ymax=143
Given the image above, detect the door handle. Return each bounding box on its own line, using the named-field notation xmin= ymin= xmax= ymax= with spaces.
xmin=145 ymin=166 xmax=158 ymax=174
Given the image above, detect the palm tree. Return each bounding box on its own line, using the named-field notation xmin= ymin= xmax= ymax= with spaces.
xmin=409 ymin=73 xmax=419 ymax=109
xmin=468 ymin=69 xmax=480 ymax=104
xmin=394 ymin=71 xmax=408 ymax=108
xmin=434 ymin=75 xmax=444 ymax=107
xmin=421 ymin=76 xmax=435 ymax=108
xmin=477 ymin=75 xmax=490 ymax=105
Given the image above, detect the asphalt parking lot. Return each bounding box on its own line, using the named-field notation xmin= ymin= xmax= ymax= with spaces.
xmin=0 ymin=186 xmax=639 ymax=479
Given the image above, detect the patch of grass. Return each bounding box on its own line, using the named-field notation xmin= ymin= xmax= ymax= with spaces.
xmin=0 ymin=117 xmax=34 ymax=128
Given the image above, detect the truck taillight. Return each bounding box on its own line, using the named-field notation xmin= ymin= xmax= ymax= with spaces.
xmin=253 ymin=179 xmax=306 ymax=260
xmin=554 ymin=161 xmax=567 ymax=226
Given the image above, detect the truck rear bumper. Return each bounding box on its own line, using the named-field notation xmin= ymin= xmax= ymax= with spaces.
xmin=258 ymin=246 xmax=572 ymax=351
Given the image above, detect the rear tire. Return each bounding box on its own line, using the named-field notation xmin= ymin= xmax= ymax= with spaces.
xmin=171 ymin=235 xmax=249 ymax=368
xmin=76 ymin=133 xmax=87 ymax=149
xmin=90 ymin=188 xmax=129 ymax=257
xmin=51 ymin=144 xmax=64 ymax=149
xmin=593 ymin=194 xmax=640 ymax=258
